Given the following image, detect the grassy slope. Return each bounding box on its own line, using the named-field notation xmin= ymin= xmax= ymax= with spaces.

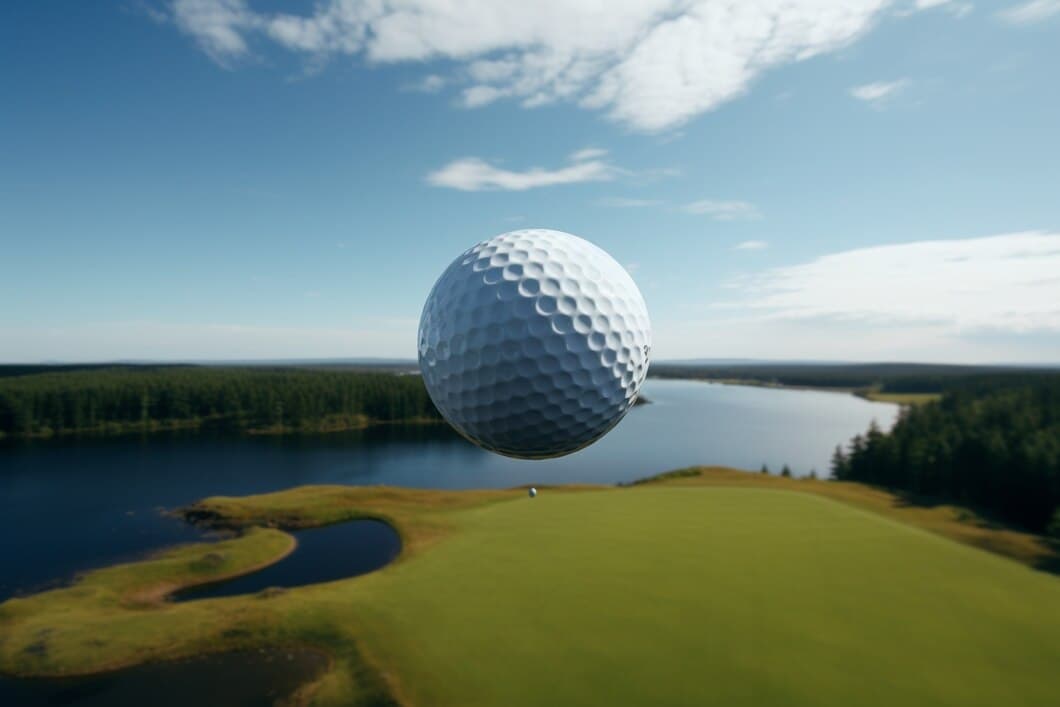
xmin=859 ymin=391 xmax=942 ymax=405
xmin=1 ymin=471 xmax=1058 ymax=706
xmin=353 ymin=488 xmax=1060 ymax=706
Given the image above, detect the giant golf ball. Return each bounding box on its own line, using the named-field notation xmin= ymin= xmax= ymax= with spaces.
xmin=418 ymin=229 xmax=651 ymax=459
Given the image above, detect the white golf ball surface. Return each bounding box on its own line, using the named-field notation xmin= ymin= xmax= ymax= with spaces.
xmin=418 ymin=229 xmax=651 ymax=459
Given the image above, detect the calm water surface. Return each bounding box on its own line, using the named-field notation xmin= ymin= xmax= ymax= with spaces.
xmin=174 ymin=520 xmax=401 ymax=601
xmin=0 ymin=380 xmax=897 ymax=600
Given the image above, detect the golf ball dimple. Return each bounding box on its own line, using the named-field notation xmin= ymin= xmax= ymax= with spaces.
xmin=418 ymin=229 xmax=651 ymax=460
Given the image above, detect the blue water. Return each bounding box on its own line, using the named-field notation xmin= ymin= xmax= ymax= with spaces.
xmin=0 ymin=380 xmax=897 ymax=600
xmin=174 ymin=520 xmax=401 ymax=601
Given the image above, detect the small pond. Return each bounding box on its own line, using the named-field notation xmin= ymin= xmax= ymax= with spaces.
xmin=175 ymin=519 xmax=401 ymax=601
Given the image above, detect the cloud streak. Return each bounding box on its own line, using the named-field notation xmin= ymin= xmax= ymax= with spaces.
xmin=997 ymin=1 xmax=1060 ymax=24
xmin=427 ymin=150 xmax=620 ymax=191
xmin=725 ymin=231 xmax=1060 ymax=332
xmin=682 ymin=200 xmax=761 ymax=220
xmin=167 ymin=1 xmax=930 ymax=132
xmin=850 ymin=79 xmax=909 ymax=104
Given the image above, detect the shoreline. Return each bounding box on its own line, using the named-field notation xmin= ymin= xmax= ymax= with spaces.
xmin=0 ymin=379 xmax=911 ymax=444
xmin=0 ymin=470 xmax=1054 ymax=707
xmin=0 ymin=415 xmax=446 ymax=443
xmin=137 ymin=532 xmax=300 ymax=606
xmin=0 ymin=375 xmax=941 ymax=445
xmin=651 ymin=375 xmax=940 ymax=406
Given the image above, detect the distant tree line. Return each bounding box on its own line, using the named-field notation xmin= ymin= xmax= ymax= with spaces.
xmin=831 ymin=379 xmax=1060 ymax=533
xmin=0 ymin=367 xmax=441 ymax=439
xmin=650 ymin=362 xmax=1059 ymax=394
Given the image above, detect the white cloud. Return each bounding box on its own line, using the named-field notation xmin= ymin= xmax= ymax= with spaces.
xmin=171 ymin=0 xmax=257 ymax=64
xmin=997 ymin=0 xmax=1060 ymax=24
xmin=897 ymin=1 xmax=972 ymax=19
xmin=461 ymin=85 xmax=504 ymax=107
xmin=724 ymin=231 xmax=1060 ymax=332
xmin=733 ymin=240 xmax=768 ymax=250
xmin=570 ymin=147 xmax=608 ymax=162
xmin=652 ymin=314 xmax=1059 ymax=363
xmin=167 ymin=1 xmax=927 ymax=132
xmin=427 ymin=153 xmax=620 ymax=191
xmin=850 ymin=79 xmax=909 ymax=104
xmin=683 ymin=200 xmax=761 ymax=220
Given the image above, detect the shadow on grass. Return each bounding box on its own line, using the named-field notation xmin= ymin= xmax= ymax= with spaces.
xmin=890 ymin=491 xmax=1004 ymax=525
xmin=886 ymin=489 xmax=1060 ymax=576
xmin=1033 ymin=541 xmax=1060 ymax=575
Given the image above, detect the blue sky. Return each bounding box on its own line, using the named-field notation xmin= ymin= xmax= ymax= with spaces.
xmin=2 ymin=1 xmax=1058 ymax=363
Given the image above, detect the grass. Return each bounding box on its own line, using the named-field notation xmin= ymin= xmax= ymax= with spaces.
xmin=859 ymin=391 xmax=942 ymax=405
xmin=1 ymin=470 xmax=1058 ymax=707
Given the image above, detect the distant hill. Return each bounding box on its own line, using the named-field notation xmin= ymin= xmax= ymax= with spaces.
xmin=0 ymin=360 xmax=420 ymax=379
xmin=649 ymin=361 xmax=1060 ymax=393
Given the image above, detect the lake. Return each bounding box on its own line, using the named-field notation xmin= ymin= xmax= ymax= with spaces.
xmin=0 ymin=379 xmax=898 ymax=600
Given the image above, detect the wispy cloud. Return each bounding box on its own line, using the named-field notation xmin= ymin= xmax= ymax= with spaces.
xmin=723 ymin=231 xmax=1060 ymax=332
xmin=683 ymin=200 xmax=761 ymax=220
xmin=997 ymin=0 xmax=1060 ymax=24
xmin=850 ymin=79 xmax=909 ymax=105
xmin=427 ymin=150 xmax=620 ymax=191
xmin=569 ymin=147 xmax=608 ymax=162
xmin=166 ymin=1 xmax=934 ymax=132
xmin=733 ymin=240 xmax=768 ymax=251
xmin=895 ymin=1 xmax=972 ymax=19
xmin=171 ymin=0 xmax=256 ymax=66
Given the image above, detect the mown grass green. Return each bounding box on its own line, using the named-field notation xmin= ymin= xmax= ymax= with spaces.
xmin=1 ymin=471 xmax=1058 ymax=707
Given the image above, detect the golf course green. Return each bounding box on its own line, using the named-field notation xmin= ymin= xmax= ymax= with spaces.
xmin=348 ymin=487 xmax=1060 ymax=707
xmin=1 ymin=471 xmax=1058 ymax=706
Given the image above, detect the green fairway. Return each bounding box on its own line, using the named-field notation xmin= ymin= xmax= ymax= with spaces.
xmin=348 ymin=487 xmax=1060 ymax=706
xmin=2 ymin=478 xmax=1058 ymax=706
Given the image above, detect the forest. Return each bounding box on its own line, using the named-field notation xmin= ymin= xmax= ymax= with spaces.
xmin=832 ymin=378 xmax=1060 ymax=534
xmin=0 ymin=366 xmax=441 ymax=439
xmin=650 ymin=361 xmax=1057 ymax=393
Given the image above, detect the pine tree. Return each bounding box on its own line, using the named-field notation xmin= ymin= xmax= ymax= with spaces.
xmin=830 ymin=445 xmax=848 ymax=480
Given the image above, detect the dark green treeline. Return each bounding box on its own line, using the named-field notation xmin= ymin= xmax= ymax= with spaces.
xmin=0 ymin=367 xmax=441 ymax=439
xmin=832 ymin=378 xmax=1060 ymax=533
